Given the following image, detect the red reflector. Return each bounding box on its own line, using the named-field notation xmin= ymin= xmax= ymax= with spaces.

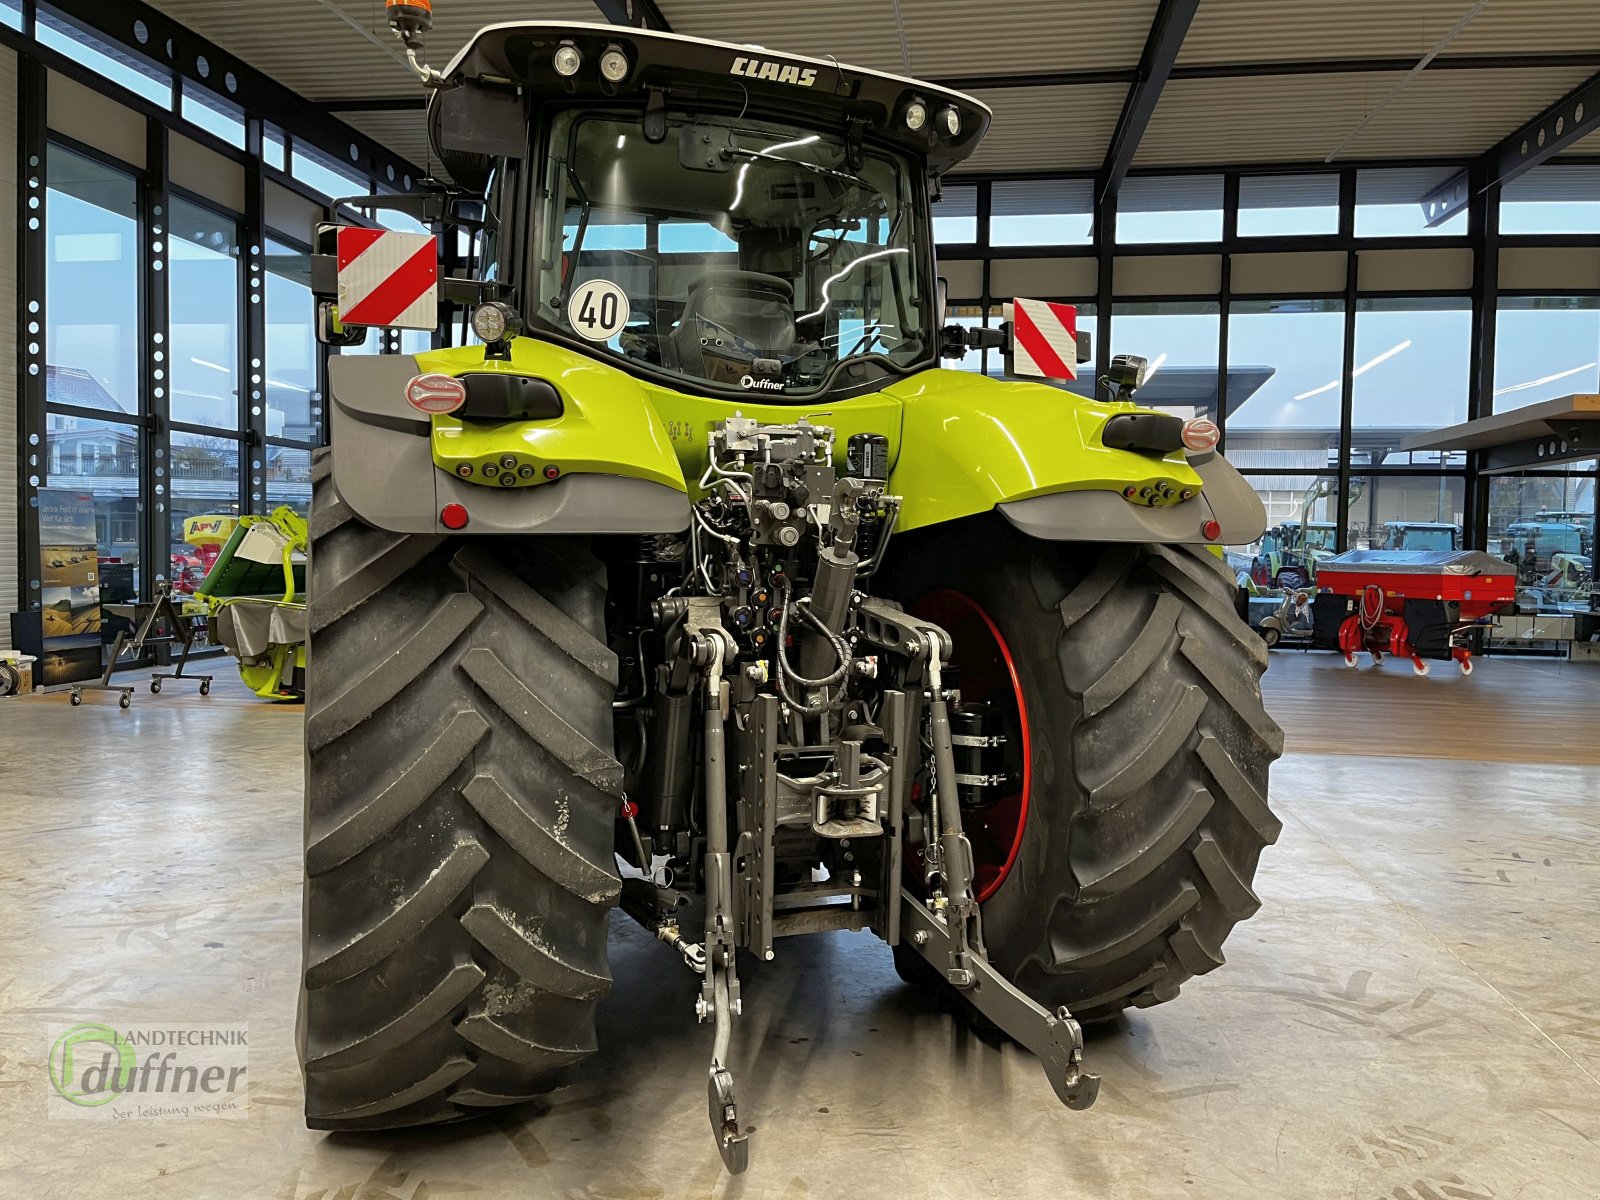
xmin=543 ymin=464 xmax=561 ymax=480
xmin=405 ymin=372 xmax=466 ymax=414
xmin=1201 ymin=519 xmax=1221 ymax=541
xmin=440 ymin=503 xmax=469 ymax=530
xmin=1181 ymin=417 xmax=1220 ymax=452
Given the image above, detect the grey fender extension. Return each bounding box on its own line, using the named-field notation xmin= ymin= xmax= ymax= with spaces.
xmin=996 ymin=451 xmax=1266 ymax=546
xmin=327 ymin=356 xmax=690 ymax=536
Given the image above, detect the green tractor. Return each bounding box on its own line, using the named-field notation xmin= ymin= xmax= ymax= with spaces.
xmin=298 ymin=13 xmax=1282 ymax=1171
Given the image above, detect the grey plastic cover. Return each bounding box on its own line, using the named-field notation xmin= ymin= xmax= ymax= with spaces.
xmin=995 ymin=450 xmax=1267 ymax=546
xmin=327 ymin=354 xmax=691 ymax=536
xmin=1321 ymin=549 xmax=1515 ymax=576
xmin=215 ymin=599 xmax=308 ymax=660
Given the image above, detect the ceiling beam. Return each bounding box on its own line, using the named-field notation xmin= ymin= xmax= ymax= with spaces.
xmin=1420 ymin=69 xmax=1600 ymax=226
xmin=930 ymin=52 xmax=1600 ymax=94
xmin=1486 ymin=70 xmax=1600 ymax=187
xmin=592 ymin=0 xmax=671 ymax=32
xmin=1099 ymin=0 xmax=1200 ymax=201
xmin=313 ymin=97 xmax=426 ymax=113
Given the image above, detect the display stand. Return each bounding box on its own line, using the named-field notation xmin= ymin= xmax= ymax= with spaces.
xmin=70 ymin=584 xmax=212 ymax=708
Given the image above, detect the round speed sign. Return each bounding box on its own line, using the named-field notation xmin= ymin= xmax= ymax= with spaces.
xmin=567 ymin=279 xmax=631 ymax=342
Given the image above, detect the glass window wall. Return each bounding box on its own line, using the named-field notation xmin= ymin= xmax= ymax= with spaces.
xmin=44 ymin=413 xmax=142 ymax=600
xmin=1344 ymin=474 xmax=1465 ymax=552
xmin=1109 ymin=302 xmax=1219 ymax=418
xmin=1493 ymin=298 xmax=1600 ymax=410
xmin=265 ymin=447 xmax=314 ymax=517
xmin=1117 ymin=175 xmax=1223 ymax=244
xmin=36 ymin=10 xmax=173 ymax=109
xmin=170 ymin=196 xmax=242 ymax=431
xmin=1227 ymin=473 xmax=1339 ymax=596
xmin=1500 ymin=165 xmax=1600 ymax=236
xmin=1351 ymin=298 xmax=1470 ymax=464
xmin=169 ymin=431 xmax=240 ymax=594
xmin=991 ymin=179 xmax=1092 ymax=246
xmin=933 ymin=184 xmax=977 ymax=244
xmin=1238 ymin=174 xmax=1339 ymax=237
xmin=45 ymin=147 xmax=144 ymax=597
xmin=1225 ymin=299 xmax=1345 ymax=464
xmin=1355 ymin=167 xmax=1467 ymax=238
xmin=265 ymin=240 xmax=319 ymax=442
xmin=180 ymin=80 xmax=246 ymax=149
xmin=1487 ymin=467 xmax=1596 ymax=613
xmin=46 ymin=146 xmax=141 ymax=419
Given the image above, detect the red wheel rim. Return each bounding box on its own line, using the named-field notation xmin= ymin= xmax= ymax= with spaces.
xmin=911 ymin=590 xmax=1031 ymax=903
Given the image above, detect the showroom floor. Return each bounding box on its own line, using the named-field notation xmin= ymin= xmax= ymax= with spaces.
xmin=2 ymin=652 xmax=1598 ymax=1200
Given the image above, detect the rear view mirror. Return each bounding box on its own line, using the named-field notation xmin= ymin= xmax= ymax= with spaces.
xmin=936 ymin=276 xmax=948 ymax=326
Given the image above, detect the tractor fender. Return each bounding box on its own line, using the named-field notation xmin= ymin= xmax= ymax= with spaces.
xmin=884 ymin=369 xmax=1246 ymax=542
xmin=997 ymin=451 xmax=1266 ymax=546
xmin=327 ymin=354 xmax=691 ymax=535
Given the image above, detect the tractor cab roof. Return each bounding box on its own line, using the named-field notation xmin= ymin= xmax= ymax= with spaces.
xmin=436 ymin=22 xmax=991 ymax=175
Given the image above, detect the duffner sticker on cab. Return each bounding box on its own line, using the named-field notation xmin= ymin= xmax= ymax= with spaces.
xmin=729 ymin=57 xmax=817 ymax=87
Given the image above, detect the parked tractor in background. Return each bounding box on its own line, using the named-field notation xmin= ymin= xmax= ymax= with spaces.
xmin=1251 ymin=519 xmax=1336 ymax=590
xmin=294 ymin=9 xmax=1282 ymax=1173
xmin=1381 ymin=521 xmax=1460 ymax=552
xmin=1531 ymin=510 xmax=1594 ymax=557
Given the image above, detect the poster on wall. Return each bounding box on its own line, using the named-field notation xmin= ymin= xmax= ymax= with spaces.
xmin=37 ymin=488 xmax=103 ymax=687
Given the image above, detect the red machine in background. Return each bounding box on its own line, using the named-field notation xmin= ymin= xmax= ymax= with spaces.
xmin=1311 ymin=550 xmax=1518 ymax=675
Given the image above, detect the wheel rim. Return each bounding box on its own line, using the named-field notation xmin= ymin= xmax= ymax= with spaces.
xmin=911 ymin=590 xmax=1031 ymax=904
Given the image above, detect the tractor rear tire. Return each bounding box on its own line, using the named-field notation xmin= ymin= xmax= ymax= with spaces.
xmin=297 ymin=449 xmax=623 ymax=1130
xmin=888 ymin=516 xmax=1283 ymax=1022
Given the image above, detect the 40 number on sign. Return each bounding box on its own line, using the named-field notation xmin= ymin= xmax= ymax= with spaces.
xmin=568 ymin=280 xmax=630 ymax=342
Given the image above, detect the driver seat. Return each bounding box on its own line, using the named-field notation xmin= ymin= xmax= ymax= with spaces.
xmin=667 ymin=270 xmax=796 ymax=376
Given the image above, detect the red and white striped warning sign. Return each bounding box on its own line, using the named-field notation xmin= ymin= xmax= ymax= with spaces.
xmin=336 ymin=227 xmax=438 ymax=330
xmin=1008 ymin=298 xmax=1079 ymax=381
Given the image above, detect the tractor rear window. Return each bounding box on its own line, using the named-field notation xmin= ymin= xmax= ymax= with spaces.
xmin=533 ymin=111 xmax=930 ymax=398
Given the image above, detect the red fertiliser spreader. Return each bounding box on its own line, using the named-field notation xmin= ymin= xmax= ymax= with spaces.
xmin=1309 ymin=550 xmax=1518 ymax=676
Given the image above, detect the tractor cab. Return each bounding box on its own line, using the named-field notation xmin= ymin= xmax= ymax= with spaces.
xmin=1382 ymin=521 xmax=1460 ymax=552
xmin=342 ymin=21 xmax=994 ymax=404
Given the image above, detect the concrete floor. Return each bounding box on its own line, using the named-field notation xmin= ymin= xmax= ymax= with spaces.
xmin=1 ymin=652 xmax=1598 ymax=1199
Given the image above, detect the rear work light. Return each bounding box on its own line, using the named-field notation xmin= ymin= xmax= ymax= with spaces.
xmin=553 ymin=43 xmax=582 ymax=77
xmin=405 ymin=372 xmax=466 ymax=414
xmin=1181 ymin=417 xmax=1220 ymax=453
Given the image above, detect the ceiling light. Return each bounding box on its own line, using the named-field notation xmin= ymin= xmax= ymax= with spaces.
xmin=1494 ymin=362 xmax=1597 ymax=396
xmin=1351 ymin=339 xmax=1411 ymax=378
xmin=1291 ymin=340 xmax=1413 ymax=401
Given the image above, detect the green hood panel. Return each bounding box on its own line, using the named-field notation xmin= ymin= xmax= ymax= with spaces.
xmin=881 ymin=369 xmax=1203 ymax=533
xmin=413 ymin=343 xmax=1204 ymax=534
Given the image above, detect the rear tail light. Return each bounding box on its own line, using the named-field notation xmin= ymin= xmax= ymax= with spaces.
xmin=440 ymin=503 xmax=469 ymax=530
xmin=1181 ymin=417 xmax=1220 ymax=453
xmin=405 ymin=372 xmax=467 ymax=414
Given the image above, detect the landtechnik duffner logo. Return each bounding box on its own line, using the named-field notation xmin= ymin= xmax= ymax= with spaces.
xmin=47 ymin=1022 xmax=249 ymax=1119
